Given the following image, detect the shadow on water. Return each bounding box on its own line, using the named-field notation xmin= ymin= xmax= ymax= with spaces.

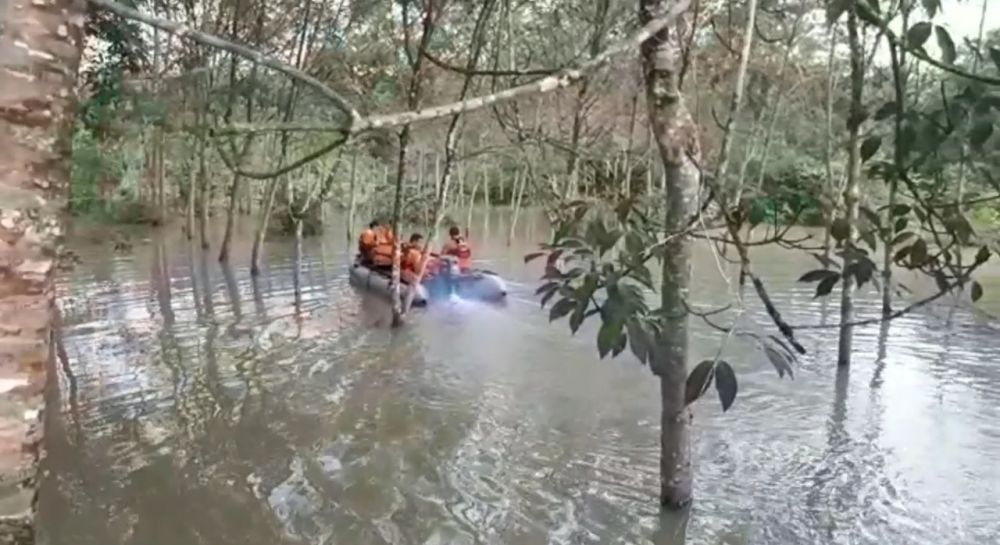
xmin=39 ymin=210 xmax=1000 ymax=545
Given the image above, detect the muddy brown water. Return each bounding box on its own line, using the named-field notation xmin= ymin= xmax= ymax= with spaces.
xmin=39 ymin=209 xmax=1000 ymax=545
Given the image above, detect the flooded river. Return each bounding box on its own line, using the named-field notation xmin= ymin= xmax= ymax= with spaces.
xmin=39 ymin=209 xmax=1000 ymax=545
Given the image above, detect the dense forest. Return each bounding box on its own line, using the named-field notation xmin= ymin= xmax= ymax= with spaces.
xmin=6 ymin=0 xmax=997 ymax=521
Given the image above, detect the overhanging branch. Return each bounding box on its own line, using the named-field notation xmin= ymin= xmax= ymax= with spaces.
xmin=89 ymin=0 xmax=361 ymax=124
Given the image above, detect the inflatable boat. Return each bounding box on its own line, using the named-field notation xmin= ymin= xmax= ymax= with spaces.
xmin=348 ymin=257 xmax=507 ymax=305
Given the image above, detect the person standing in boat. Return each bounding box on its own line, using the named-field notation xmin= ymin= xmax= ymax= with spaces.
xmin=441 ymin=226 xmax=472 ymax=272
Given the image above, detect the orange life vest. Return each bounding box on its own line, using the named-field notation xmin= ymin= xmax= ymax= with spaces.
xmin=443 ymin=236 xmax=472 ymax=270
xmin=371 ymin=227 xmax=396 ymax=267
xmin=359 ymin=228 xmax=377 ymax=256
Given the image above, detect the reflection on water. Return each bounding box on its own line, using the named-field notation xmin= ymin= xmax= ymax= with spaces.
xmin=40 ymin=209 xmax=1000 ymax=545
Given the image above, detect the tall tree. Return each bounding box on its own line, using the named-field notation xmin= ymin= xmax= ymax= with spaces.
xmin=640 ymin=0 xmax=701 ymax=508
xmin=0 ymin=1 xmax=86 ymax=543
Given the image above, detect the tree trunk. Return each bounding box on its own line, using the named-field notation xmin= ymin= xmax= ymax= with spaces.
xmin=822 ymin=25 xmax=839 ymax=262
xmin=509 ymin=167 xmax=528 ymax=245
xmin=390 ymin=128 xmax=410 ymax=326
xmin=838 ymin=8 xmax=865 ymax=368
xmin=623 ymin=86 xmax=641 ymax=197
xmin=714 ymin=0 xmax=759 ymax=204
xmin=199 ymin=138 xmax=211 ymax=249
xmin=346 ymin=152 xmax=358 ymax=243
xmin=186 ymin=149 xmax=197 ymax=239
xmin=152 ymin=23 xmax=166 ymax=225
xmin=251 ymin=0 xmax=313 ymax=275
xmin=220 ymin=6 xmax=263 ymax=262
xmin=0 ymin=1 xmax=84 ymax=542
xmin=884 ymin=38 xmax=906 ymax=317
xmin=642 ymin=0 xmax=699 ymax=510
xmin=251 ymin=180 xmax=280 ymax=276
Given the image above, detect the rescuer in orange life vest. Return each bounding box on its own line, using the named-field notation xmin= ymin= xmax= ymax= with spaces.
xmin=401 ymin=233 xmax=438 ymax=284
xmin=368 ymin=221 xmax=396 ymax=269
xmin=441 ymin=226 xmax=472 ymax=272
xmin=358 ymin=220 xmax=380 ymax=263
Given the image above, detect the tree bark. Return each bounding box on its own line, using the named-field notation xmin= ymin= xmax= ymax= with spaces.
xmin=714 ymin=0 xmax=759 ymax=203
xmin=346 ymin=152 xmax=358 ymax=243
xmin=0 ymin=1 xmax=85 ymax=542
xmin=199 ymin=136 xmax=211 ymax=249
xmin=641 ymin=0 xmax=698 ymax=510
xmin=884 ymin=38 xmax=905 ymax=317
xmin=838 ymin=8 xmax=865 ymax=368
xmin=250 ymin=0 xmax=313 ymax=275
xmin=219 ymin=5 xmax=262 ymax=263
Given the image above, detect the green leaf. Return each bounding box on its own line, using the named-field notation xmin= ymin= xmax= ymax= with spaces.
xmin=934 ymin=26 xmax=956 ymax=64
xmin=899 ymin=124 xmax=917 ymax=156
xmin=830 ymin=218 xmax=850 ymax=242
xmin=892 ymin=231 xmax=915 ymax=245
xmin=815 ymin=273 xmax=841 ymax=298
xmin=975 ymin=245 xmax=991 ymax=265
xmin=892 ymin=204 xmax=911 ymax=216
xmin=990 ymin=47 xmax=1000 ymax=72
xmin=860 ymin=229 xmax=878 ymax=252
xmin=524 ymin=251 xmax=546 ymax=263
xmin=970 ymin=119 xmax=994 ymax=148
xmin=894 ymin=245 xmax=912 ymax=263
xmin=535 ymin=281 xmax=559 ymax=296
xmin=685 ymin=360 xmax=715 ymax=406
xmin=860 ymin=206 xmax=881 ymax=228
xmin=624 ymin=232 xmax=645 ymax=256
xmin=910 ymin=238 xmax=928 ymax=265
xmin=714 ymin=361 xmax=738 ymax=412
xmin=906 ymin=22 xmax=933 ymax=49
xmin=540 ymin=287 xmax=559 ymax=308
xmin=874 ymin=101 xmax=897 ymax=121
xmin=763 ymin=345 xmax=794 ymax=379
xmin=748 ymin=200 xmax=768 ymax=226
xmin=921 ymin=0 xmax=939 ymax=17
xmin=799 ymin=269 xmax=837 ymax=282
xmin=934 ymin=270 xmax=950 ymax=293
xmin=569 ymin=302 xmax=586 ymax=333
xmin=597 ymin=319 xmax=624 ymax=359
xmin=549 ymin=298 xmax=576 ymax=321
xmin=626 ymin=318 xmax=651 ymax=364
xmin=971 ymin=280 xmax=984 ymax=302
xmin=861 ymin=136 xmax=881 ymax=162
xmin=826 ymin=0 xmax=850 ymax=24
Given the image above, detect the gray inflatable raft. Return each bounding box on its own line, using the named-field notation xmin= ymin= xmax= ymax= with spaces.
xmin=348 ymin=260 xmax=507 ymax=305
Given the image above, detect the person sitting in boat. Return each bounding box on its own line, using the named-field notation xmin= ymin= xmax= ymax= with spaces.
xmin=370 ymin=222 xmax=396 ymax=270
xmin=441 ymin=226 xmax=472 ymax=272
xmin=401 ymin=233 xmax=439 ymax=284
xmin=358 ymin=220 xmax=380 ymax=264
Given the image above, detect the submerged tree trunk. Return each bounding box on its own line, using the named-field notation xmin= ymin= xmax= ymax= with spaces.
xmin=199 ymin=139 xmax=211 ymax=249
xmin=251 ymin=180 xmax=280 ymax=276
xmin=0 ymin=1 xmax=84 ymax=542
xmin=220 ymin=7 xmax=263 ymax=262
xmin=642 ymin=0 xmax=700 ymax=509
xmin=884 ymin=39 xmax=906 ymax=316
xmin=822 ymin=25 xmax=839 ymax=262
xmin=838 ymin=9 xmax=865 ymax=367
xmin=346 ymin=152 xmax=358 ymax=243
xmin=390 ymin=128 xmax=410 ymax=326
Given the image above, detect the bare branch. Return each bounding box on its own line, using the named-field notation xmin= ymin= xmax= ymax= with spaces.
xmin=89 ymin=0 xmax=361 ymax=123
xmin=348 ymin=0 xmax=693 ymax=134
xmin=421 ymin=48 xmax=559 ymax=77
